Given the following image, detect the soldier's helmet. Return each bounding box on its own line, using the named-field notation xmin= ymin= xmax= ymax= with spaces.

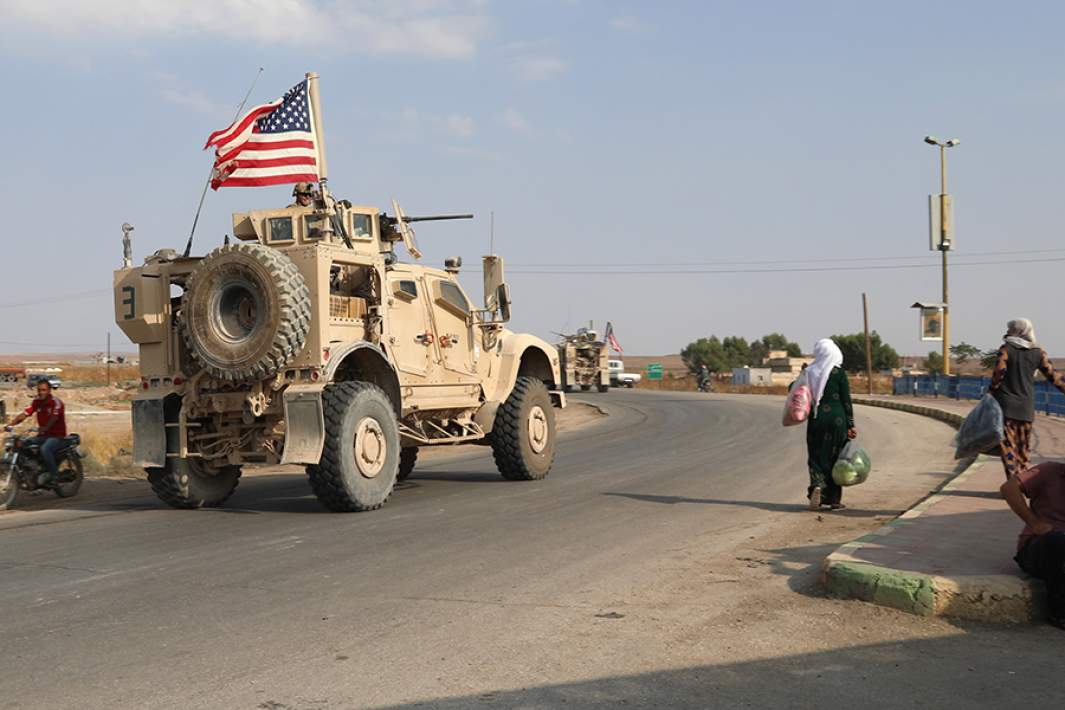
xmin=292 ymin=182 xmax=315 ymax=196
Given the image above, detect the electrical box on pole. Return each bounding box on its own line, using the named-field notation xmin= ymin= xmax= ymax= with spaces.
xmin=929 ymin=194 xmax=955 ymax=250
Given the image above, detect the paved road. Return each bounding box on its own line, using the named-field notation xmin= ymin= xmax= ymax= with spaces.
xmin=1 ymin=391 xmax=1055 ymax=709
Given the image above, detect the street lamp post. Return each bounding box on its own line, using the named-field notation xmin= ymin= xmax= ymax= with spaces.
xmin=924 ymin=135 xmax=960 ymax=375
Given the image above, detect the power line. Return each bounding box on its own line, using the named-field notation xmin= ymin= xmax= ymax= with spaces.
xmin=507 ymin=256 xmax=1065 ymax=275
xmin=0 ymin=289 xmax=111 ymax=309
xmin=508 ymin=247 xmax=1065 ymax=268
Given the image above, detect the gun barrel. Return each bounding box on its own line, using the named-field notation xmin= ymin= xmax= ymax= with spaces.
xmin=402 ymin=214 xmax=474 ymax=223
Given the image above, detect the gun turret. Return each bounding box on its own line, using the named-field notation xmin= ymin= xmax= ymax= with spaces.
xmin=380 ymin=213 xmax=473 ymax=240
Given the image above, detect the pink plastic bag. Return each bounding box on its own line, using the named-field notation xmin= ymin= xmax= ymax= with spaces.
xmin=782 ymin=373 xmax=812 ymax=427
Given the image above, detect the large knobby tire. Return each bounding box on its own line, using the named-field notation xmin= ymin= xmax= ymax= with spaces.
xmin=397 ymin=447 xmax=418 ymax=482
xmin=148 ymin=459 xmax=242 ymax=509
xmin=597 ymin=383 xmax=610 ymax=393
xmin=182 ymin=243 xmax=311 ymax=382
xmin=306 ymin=382 xmax=400 ymax=512
xmin=491 ymin=377 xmax=557 ymax=481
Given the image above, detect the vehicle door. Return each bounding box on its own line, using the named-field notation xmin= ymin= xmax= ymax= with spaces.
xmin=384 ymin=273 xmax=432 ymax=380
xmin=425 ymin=276 xmax=479 ymax=381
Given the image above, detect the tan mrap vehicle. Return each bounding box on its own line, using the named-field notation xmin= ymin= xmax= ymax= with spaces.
xmin=113 ymin=196 xmax=565 ymax=512
xmin=556 ymin=329 xmax=609 ymax=393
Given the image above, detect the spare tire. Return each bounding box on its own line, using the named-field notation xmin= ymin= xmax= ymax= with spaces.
xmin=182 ymin=243 xmax=311 ymax=381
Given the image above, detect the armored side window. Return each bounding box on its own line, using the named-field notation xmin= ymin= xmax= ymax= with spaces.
xmin=267 ymin=217 xmax=294 ymax=242
xmin=437 ymin=281 xmax=470 ymax=316
xmin=351 ymin=214 xmax=372 ymax=239
xmin=394 ymin=279 xmax=418 ymax=300
xmin=303 ymin=214 xmax=326 ymax=240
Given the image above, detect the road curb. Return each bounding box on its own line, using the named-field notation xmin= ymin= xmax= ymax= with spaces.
xmin=852 ymin=396 xmax=966 ymax=429
xmin=823 ymin=399 xmax=1046 ymax=623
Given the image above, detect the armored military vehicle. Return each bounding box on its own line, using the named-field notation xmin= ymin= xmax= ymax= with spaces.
xmin=556 ymin=328 xmax=609 ymax=393
xmin=114 ymin=194 xmax=564 ymax=512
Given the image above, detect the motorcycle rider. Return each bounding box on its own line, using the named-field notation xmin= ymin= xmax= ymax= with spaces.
xmin=5 ymin=379 xmax=66 ymax=486
xmin=697 ymin=364 xmax=712 ymax=392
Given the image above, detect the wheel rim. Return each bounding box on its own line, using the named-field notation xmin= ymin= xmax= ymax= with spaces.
xmin=527 ymin=405 xmax=549 ymax=454
xmin=354 ymin=417 xmax=387 ymax=478
xmin=211 ymin=277 xmax=264 ymax=344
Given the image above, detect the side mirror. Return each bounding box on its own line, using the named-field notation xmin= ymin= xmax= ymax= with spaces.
xmin=497 ymin=284 xmax=511 ymax=323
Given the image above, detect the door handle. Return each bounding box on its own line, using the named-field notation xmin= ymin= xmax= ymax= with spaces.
xmin=416 ymin=332 xmax=435 ymax=345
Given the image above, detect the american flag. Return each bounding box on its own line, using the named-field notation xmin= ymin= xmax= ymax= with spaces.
xmin=204 ymin=80 xmax=319 ymax=189
xmin=605 ymin=322 xmax=623 ymax=353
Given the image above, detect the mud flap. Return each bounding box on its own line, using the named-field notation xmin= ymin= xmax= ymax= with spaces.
xmin=132 ymin=398 xmax=166 ymax=468
xmin=549 ymin=390 xmax=567 ymax=409
xmin=281 ymin=384 xmax=326 ymax=465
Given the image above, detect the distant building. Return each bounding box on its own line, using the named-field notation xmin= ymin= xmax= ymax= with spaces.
xmin=763 ymin=350 xmax=813 ymax=386
xmin=732 ymin=367 xmax=773 ymax=386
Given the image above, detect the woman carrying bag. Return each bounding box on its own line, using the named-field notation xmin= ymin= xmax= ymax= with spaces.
xmin=989 ymin=319 xmax=1065 ymax=479
xmin=805 ymin=339 xmax=857 ymax=510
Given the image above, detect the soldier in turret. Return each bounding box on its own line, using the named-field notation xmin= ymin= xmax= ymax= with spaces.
xmin=288 ymin=182 xmax=320 ymax=208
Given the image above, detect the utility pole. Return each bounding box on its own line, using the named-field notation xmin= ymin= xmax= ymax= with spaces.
xmin=924 ymin=135 xmax=959 ymax=376
xmin=106 ymin=332 xmax=111 ymax=387
xmin=862 ymin=293 xmax=873 ymax=395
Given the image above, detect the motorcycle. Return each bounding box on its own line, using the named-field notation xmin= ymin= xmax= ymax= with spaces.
xmin=0 ymin=430 xmax=84 ymax=510
xmin=697 ymin=376 xmax=713 ymax=393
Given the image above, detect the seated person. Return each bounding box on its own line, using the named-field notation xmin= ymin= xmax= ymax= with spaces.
xmin=1001 ymin=463 xmax=1065 ymax=629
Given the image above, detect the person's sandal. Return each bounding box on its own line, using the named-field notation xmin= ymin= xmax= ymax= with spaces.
xmin=830 ymin=503 xmax=847 ymax=510
xmin=808 ymin=487 xmax=822 ymax=511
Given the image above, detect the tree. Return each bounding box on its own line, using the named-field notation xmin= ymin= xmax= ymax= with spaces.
xmin=830 ymin=332 xmax=901 ymax=373
xmin=721 ymin=336 xmax=751 ymax=369
xmin=950 ymin=342 xmax=982 ymax=365
xmin=980 ymin=348 xmax=1002 ymax=371
xmin=924 ymin=350 xmax=945 ymax=375
xmin=681 ymin=337 xmax=730 ymax=373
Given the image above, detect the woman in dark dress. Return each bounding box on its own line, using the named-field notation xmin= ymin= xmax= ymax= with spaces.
xmin=989 ymin=319 xmax=1065 ymax=479
xmin=805 ymin=339 xmax=857 ymax=510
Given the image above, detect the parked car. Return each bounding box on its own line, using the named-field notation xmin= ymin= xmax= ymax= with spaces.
xmin=26 ymin=374 xmax=62 ymax=389
xmin=608 ymin=359 xmax=641 ymax=388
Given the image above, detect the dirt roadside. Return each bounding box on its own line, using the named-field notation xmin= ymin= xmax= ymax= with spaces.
xmin=0 ymin=401 xmax=606 ymax=515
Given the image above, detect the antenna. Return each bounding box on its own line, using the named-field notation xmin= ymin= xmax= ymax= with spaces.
xmin=183 ymin=66 xmax=264 ymax=258
xmin=489 ymin=210 xmax=495 ymax=255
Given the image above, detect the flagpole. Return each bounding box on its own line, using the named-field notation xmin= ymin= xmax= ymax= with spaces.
xmin=306 ymin=71 xmax=329 ymax=187
xmin=183 ymin=67 xmax=264 ymax=258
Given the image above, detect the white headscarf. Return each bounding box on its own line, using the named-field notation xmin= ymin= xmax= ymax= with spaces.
xmin=806 ymin=338 xmax=844 ymax=418
xmin=1004 ymin=318 xmax=1037 ymax=350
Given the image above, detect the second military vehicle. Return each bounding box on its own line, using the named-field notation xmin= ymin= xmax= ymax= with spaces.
xmin=556 ymin=328 xmax=609 ymax=393
xmin=114 ymin=191 xmax=565 ymax=512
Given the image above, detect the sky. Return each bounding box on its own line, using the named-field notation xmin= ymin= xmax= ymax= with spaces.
xmin=2 ymin=0 xmax=1065 ymax=359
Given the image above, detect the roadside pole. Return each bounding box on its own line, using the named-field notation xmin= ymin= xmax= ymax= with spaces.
xmin=862 ymin=293 xmax=873 ymax=395
xmin=106 ymin=332 xmax=111 ymax=387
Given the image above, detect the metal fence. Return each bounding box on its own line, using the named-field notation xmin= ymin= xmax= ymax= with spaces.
xmin=893 ymin=375 xmax=1065 ymax=417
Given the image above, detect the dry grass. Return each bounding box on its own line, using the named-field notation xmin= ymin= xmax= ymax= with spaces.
xmin=80 ymin=427 xmax=134 ymax=476
xmin=61 ymin=364 xmax=140 ymax=386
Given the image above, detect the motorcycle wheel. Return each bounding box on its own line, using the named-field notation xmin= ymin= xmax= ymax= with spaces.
xmin=0 ymin=464 xmax=17 ymax=510
xmin=53 ymin=454 xmax=84 ymax=498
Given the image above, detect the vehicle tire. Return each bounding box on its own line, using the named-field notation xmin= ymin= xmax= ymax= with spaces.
xmin=182 ymin=243 xmax=311 ymax=382
xmin=397 ymin=446 xmax=418 ymax=482
xmin=52 ymin=453 xmax=84 ymax=498
xmin=626 ymin=380 xmax=635 ymax=389
xmin=148 ymin=459 xmax=242 ymax=509
xmin=306 ymin=382 xmax=400 ymax=512
xmin=0 ymin=464 xmax=18 ymax=510
xmin=597 ymin=383 xmax=610 ymax=393
xmin=491 ymin=376 xmax=556 ymax=481
xmin=580 ymin=384 xmax=591 ymax=392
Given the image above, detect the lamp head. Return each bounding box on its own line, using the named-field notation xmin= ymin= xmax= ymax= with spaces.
xmin=924 ymin=136 xmax=940 ymax=146
xmin=945 ymin=138 xmax=961 ymax=147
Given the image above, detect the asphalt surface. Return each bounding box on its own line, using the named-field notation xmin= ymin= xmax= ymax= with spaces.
xmin=1 ymin=391 xmax=1058 ymax=709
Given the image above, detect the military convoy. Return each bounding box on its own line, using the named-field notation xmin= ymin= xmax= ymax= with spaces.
xmin=556 ymin=328 xmax=609 ymax=393
xmin=114 ymin=192 xmax=565 ymax=512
